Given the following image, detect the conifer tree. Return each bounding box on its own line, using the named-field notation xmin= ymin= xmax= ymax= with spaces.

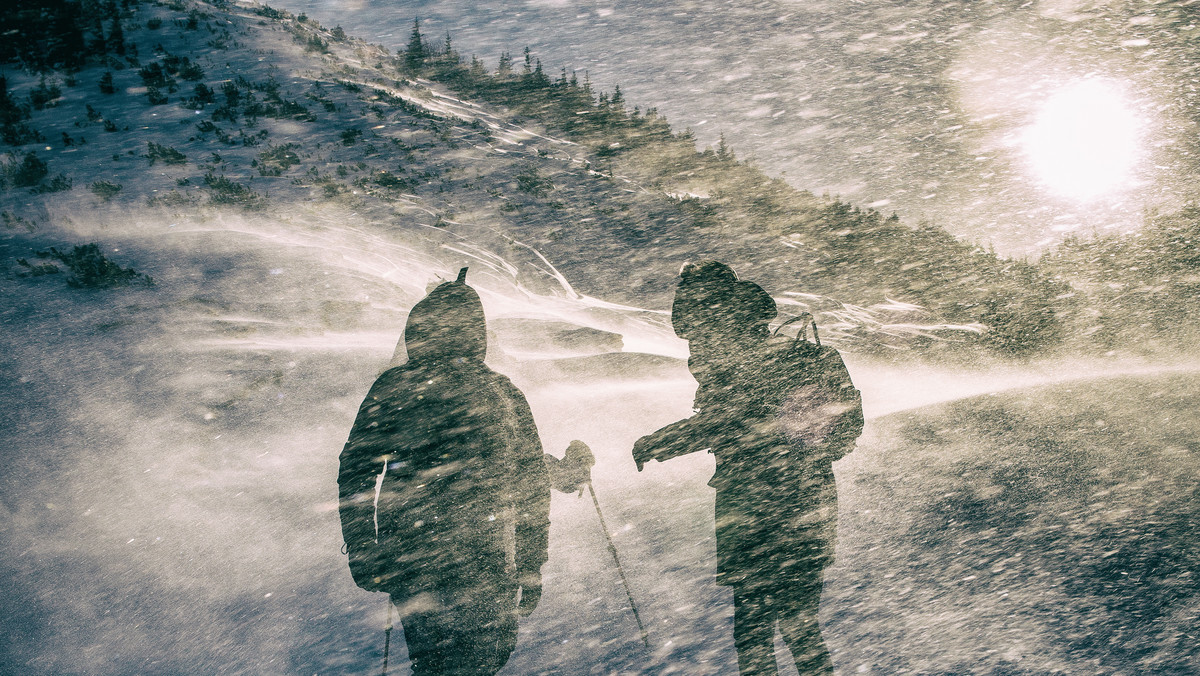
xmin=469 ymin=55 xmax=486 ymax=78
xmin=716 ymin=133 xmax=731 ymax=161
xmin=531 ymin=59 xmax=549 ymax=88
xmin=610 ymin=84 xmax=623 ymax=109
xmin=404 ymin=19 xmax=425 ymax=72
xmin=107 ymin=15 xmax=125 ymax=56
xmin=88 ymin=10 xmax=107 ymax=55
xmin=0 ymin=75 xmax=26 ymax=125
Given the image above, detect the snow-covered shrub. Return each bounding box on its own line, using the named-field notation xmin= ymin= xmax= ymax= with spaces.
xmin=147 ymin=142 xmax=186 ymax=165
xmin=203 ymin=172 xmax=263 ymax=209
xmin=34 ymin=243 xmax=153 ymax=288
xmin=3 ymin=151 xmax=48 ymax=188
xmin=90 ymin=180 xmax=122 ymax=201
xmin=255 ymin=144 xmax=301 ymax=176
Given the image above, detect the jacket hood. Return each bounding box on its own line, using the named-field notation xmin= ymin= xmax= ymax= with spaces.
xmin=672 ymin=260 xmax=776 ymax=342
xmin=401 ymin=268 xmax=488 ymax=363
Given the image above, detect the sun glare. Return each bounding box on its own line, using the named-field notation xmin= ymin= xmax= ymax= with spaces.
xmin=1021 ymin=79 xmax=1143 ymax=202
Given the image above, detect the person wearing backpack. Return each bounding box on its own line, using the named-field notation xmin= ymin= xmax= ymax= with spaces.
xmin=338 ymin=268 xmax=592 ymax=675
xmin=632 ymin=260 xmax=863 ymax=675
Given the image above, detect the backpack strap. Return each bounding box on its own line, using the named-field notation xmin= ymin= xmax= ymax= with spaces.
xmin=773 ymin=312 xmax=821 ymax=348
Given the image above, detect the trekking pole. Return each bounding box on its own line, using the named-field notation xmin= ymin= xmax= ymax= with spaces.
xmin=586 ymin=481 xmax=652 ymax=652
xmin=380 ymin=601 xmax=393 ymax=676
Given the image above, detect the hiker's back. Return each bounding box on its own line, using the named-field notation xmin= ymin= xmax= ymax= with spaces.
xmin=373 ymin=361 xmax=531 ymax=572
xmin=765 ymin=323 xmax=863 ymax=460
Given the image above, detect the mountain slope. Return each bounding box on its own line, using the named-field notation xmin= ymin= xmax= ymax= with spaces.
xmin=1 ymin=0 xmax=1072 ymax=356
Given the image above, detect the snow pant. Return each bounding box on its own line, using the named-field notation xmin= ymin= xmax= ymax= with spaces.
xmin=731 ymin=570 xmax=832 ymax=676
xmin=390 ymin=569 xmax=519 ymax=676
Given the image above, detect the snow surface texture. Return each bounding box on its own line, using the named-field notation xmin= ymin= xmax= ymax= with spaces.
xmin=3 ymin=210 xmax=1199 ymax=674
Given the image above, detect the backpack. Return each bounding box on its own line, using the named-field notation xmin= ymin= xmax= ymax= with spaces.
xmin=768 ymin=313 xmax=864 ymax=457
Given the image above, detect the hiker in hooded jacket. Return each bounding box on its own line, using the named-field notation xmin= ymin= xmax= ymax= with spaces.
xmin=338 ymin=269 xmax=593 ymax=676
xmin=632 ymin=261 xmax=863 ymax=676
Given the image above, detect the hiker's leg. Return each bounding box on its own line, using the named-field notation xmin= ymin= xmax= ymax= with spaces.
xmin=397 ymin=606 xmax=451 ymax=676
xmin=776 ymin=572 xmax=832 ymax=676
xmin=453 ymin=571 xmax=519 ymax=675
xmin=733 ymin=587 xmax=779 ymax=676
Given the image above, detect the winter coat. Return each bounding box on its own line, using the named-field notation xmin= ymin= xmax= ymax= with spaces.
xmin=337 ymin=277 xmax=551 ymax=598
xmin=635 ymin=263 xmax=863 ymax=592
xmin=704 ymin=337 xmax=859 ymax=590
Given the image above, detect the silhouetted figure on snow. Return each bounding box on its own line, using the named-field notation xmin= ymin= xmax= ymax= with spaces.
xmin=338 ymin=268 xmax=592 ymax=675
xmin=632 ymin=261 xmax=863 ymax=675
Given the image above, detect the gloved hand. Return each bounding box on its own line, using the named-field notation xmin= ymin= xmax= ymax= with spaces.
xmin=631 ymin=434 xmax=656 ymax=472
xmin=546 ymin=440 xmax=595 ymax=493
xmin=632 ymin=424 xmax=683 ymax=471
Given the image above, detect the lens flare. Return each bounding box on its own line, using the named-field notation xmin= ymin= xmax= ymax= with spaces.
xmin=1021 ymin=79 xmax=1144 ymax=202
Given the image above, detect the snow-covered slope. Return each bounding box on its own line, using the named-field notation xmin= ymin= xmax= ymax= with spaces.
xmin=3 ymin=2 xmax=1198 ymax=674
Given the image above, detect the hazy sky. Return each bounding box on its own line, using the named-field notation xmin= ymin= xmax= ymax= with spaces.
xmin=271 ymin=0 xmax=1200 ymax=255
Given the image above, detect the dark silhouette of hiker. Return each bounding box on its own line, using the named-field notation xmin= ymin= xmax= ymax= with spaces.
xmin=338 ymin=268 xmax=592 ymax=675
xmin=632 ymin=261 xmax=863 ymax=675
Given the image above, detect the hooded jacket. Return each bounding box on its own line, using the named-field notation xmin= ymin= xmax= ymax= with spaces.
xmin=635 ymin=261 xmax=863 ymax=587
xmin=338 ymin=273 xmax=551 ymax=593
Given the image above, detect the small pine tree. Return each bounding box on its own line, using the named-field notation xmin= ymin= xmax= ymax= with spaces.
xmin=88 ymin=13 xmax=107 ymax=54
xmin=716 ymin=133 xmax=731 ymax=161
xmin=145 ymin=86 xmax=168 ymax=105
xmin=496 ymin=51 xmax=513 ymax=77
xmin=29 ymin=76 xmax=62 ymax=110
xmin=469 ymin=55 xmax=486 ymax=77
xmin=107 ymin=16 xmax=125 ymax=56
xmin=0 ymin=75 xmax=25 ymax=125
xmin=99 ymin=71 xmax=115 ymax=94
xmin=531 ymin=60 xmax=549 ymax=88
xmin=404 ymin=19 xmax=425 ymax=72
xmin=9 ymin=152 xmax=49 ymax=187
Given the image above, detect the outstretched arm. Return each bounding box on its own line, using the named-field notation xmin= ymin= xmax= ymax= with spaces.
xmin=632 ymin=409 xmax=740 ymax=471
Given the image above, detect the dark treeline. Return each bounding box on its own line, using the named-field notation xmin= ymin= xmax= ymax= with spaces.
xmin=399 ymin=20 xmax=677 ymax=157
xmin=1041 ymin=206 xmax=1200 ymax=351
xmin=0 ymin=0 xmax=142 ymax=71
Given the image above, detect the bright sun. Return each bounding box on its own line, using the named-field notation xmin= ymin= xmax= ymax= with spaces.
xmin=1021 ymin=79 xmax=1144 ymax=202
